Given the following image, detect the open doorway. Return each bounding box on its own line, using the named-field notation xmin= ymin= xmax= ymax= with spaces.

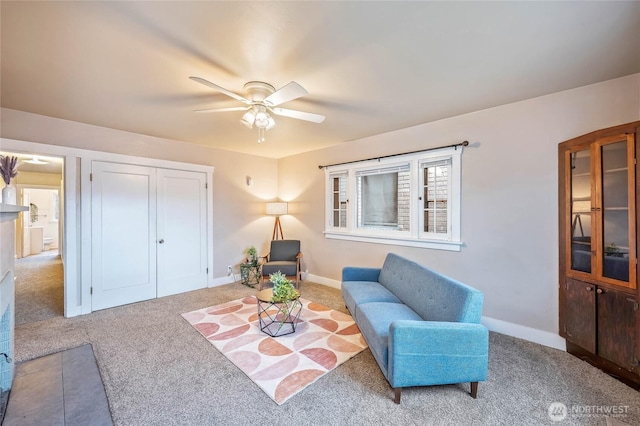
xmin=22 ymin=188 xmax=61 ymax=257
xmin=1 ymin=151 xmax=64 ymax=325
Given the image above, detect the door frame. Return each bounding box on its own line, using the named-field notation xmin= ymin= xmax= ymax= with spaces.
xmin=0 ymin=138 xmax=214 ymax=317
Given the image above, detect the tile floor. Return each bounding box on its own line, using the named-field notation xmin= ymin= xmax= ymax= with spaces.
xmin=3 ymin=344 xmax=112 ymax=425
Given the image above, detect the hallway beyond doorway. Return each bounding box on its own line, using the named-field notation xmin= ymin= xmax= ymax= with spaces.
xmin=14 ymin=251 xmax=63 ymax=325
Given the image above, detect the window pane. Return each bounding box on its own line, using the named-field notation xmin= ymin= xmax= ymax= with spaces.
xmin=423 ymin=163 xmax=449 ymax=234
xmin=360 ymin=173 xmax=398 ymax=227
xmin=331 ymin=175 xmax=348 ymax=228
xmin=570 ymin=149 xmax=592 ymax=274
xmin=601 ymin=141 xmax=629 ymax=282
xmin=356 ymin=169 xmax=410 ymax=231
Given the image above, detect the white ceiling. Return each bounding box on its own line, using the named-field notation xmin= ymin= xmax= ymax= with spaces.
xmin=0 ymin=152 xmax=63 ymax=174
xmin=2 ymin=1 xmax=639 ymax=159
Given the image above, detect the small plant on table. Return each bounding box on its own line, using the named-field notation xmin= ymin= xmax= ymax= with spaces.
xmin=269 ymin=271 xmax=299 ymax=302
xmin=269 ymin=271 xmax=301 ymax=325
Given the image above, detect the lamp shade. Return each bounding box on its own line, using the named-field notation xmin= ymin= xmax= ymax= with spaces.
xmin=572 ymin=200 xmax=591 ymax=214
xmin=266 ymin=202 xmax=288 ymax=215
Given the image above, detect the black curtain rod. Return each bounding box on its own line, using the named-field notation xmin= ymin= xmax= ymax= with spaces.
xmin=318 ymin=140 xmax=469 ymax=169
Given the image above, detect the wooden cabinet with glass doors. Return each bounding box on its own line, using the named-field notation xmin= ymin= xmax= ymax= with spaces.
xmin=559 ymin=121 xmax=640 ymax=389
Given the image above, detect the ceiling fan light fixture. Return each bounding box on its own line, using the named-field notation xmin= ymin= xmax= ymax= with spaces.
xmin=254 ymin=106 xmax=270 ymax=129
xmin=24 ymin=156 xmax=49 ymax=165
xmin=241 ymin=110 xmax=255 ymax=128
xmin=266 ymin=115 xmax=276 ymax=130
xmin=190 ymin=77 xmax=325 ymax=144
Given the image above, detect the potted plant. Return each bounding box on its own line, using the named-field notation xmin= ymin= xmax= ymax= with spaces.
xmin=246 ymin=245 xmax=259 ymax=266
xmin=0 ymin=155 xmax=18 ymax=204
xmin=269 ymin=271 xmax=300 ymax=302
xmin=240 ymin=246 xmax=261 ymax=287
xmin=265 ymin=271 xmax=301 ymax=335
xmin=604 ymin=243 xmax=623 ymax=258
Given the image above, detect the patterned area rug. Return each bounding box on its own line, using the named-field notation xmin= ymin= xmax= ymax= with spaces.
xmin=182 ymin=296 xmax=367 ymax=405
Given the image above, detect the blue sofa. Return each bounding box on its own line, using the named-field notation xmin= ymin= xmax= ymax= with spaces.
xmin=341 ymin=253 xmax=489 ymax=403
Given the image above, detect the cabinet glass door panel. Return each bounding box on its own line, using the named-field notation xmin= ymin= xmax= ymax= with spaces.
xmin=600 ymin=140 xmax=630 ymax=282
xmin=570 ymin=149 xmax=593 ymax=274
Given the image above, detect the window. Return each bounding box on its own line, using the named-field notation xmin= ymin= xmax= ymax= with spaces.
xmin=421 ymin=159 xmax=450 ymax=238
xmin=356 ymin=165 xmax=410 ymax=231
xmin=330 ymin=172 xmax=348 ymax=229
xmin=51 ymin=191 xmax=60 ymax=222
xmin=324 ymin=146 xmax=462 ymax=251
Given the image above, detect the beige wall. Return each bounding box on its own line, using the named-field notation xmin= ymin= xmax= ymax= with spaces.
xmin=15 ymin=171 xmax=62 ymax=187
xmin=0 ymin=108 xmax=279 ymax=277
xmin=2 ymin=73 xmax=639 ymax=338
xmin=278 ymin=73 xmax=640 ymax=336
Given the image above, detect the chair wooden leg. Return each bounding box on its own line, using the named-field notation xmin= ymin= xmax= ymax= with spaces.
xmin=394 ymin=388 xmax=402 ymax=404
xmin=470 ymin=382 xmax=478 ymax=398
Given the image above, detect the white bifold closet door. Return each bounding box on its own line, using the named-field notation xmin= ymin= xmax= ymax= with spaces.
xmin=91 ymin=162 xmax=207 ymax=311
xmin=91 ymin=162 xmax=157 ymax=310
xmin=156 ymin=168 xmax=207 ymax=297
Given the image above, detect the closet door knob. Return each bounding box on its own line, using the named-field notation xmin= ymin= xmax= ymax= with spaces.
xmin=158 ymin=239 xmax=165 ymax=244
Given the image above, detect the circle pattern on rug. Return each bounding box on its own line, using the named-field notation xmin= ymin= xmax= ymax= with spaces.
xmin=182 ymin=297 xmax=368 ymax=405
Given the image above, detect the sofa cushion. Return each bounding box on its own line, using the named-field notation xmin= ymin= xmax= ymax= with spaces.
xmin=378 ymin=253 xmax=483 ymax=323
xmin=341 ymin=281 xmax=402 ymax=320
xmin=356 ymin=302 xmax=423 ymax=379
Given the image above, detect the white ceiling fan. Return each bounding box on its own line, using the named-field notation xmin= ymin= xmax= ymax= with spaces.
xmin=189 ymin=77 xmax=325 ymax=143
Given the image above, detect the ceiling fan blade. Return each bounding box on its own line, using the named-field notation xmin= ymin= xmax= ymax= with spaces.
xmin=193 ymin=106 xmax=249 ymax=113
xmin=264 ymin=81 xmax=308 ymax=107
xmin=189 ymin=77 xmax=251 ymax=104
xmin=271 ymin=107 xmax=325 ymax=123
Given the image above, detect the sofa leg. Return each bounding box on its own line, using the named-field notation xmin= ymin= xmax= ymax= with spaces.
xmin=394 ymin=388 xmax=402 ymax=404
xmin=470 ymin=382 xmax=478 ymax=398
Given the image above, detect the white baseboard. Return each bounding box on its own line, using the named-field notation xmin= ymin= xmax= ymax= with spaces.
xmin=210 ymin=275 xmax=236 ymax=287
xmin=481 ymin=316 xmax=566 ymax=351
xmin=306 ymin=273 xmax=566 ymax=351
xmin=306 ymin=273 xmax=341 ymax=289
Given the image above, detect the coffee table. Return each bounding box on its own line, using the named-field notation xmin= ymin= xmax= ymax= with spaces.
xmin=256 ymin=289 xmax=302 ymax=337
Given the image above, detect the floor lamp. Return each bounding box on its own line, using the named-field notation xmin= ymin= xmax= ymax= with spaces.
xmin=266 ymin=202 xmax=288 ymax=240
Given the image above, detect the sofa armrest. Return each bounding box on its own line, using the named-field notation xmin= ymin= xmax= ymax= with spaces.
xmin=390 ymin=320 xmax=488 ymax=354
xmin=388 ymin=320 xmax=488 ymax=387
xmin=342 ymin=266 xmax=381 ymax=282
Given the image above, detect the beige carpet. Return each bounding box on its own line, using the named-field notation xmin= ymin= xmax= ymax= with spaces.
xmin=14 ymin=251 xmax=64 ymax=325
xmin=182 ymin=296 xmax=367 ymax=404
xmin=13 ymin=281 xmax=640 ymax=425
